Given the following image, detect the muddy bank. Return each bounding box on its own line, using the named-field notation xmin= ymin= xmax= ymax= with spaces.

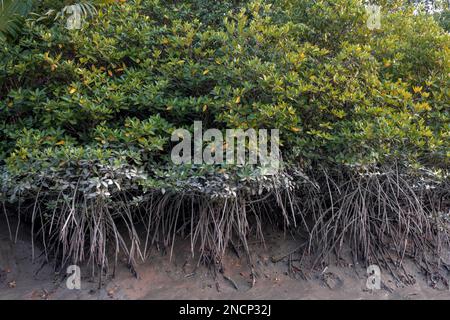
xmin=0 ymin=216 xmax=449 ymax=300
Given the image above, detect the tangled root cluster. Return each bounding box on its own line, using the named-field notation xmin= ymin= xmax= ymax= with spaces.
xmin=1 ymin=163 xmax=449 ymax=285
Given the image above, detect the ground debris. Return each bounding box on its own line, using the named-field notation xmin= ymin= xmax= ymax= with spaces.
xmin=223 ymin=274 xmax=239 ymax=291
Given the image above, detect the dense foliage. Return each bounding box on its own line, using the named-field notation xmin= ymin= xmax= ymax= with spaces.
xmin=1 ymin=0 xmax=448 ymax=173
xmin=0 ymin=0 xmax=448 ymax=276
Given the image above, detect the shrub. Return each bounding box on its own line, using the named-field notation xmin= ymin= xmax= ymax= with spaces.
xmin=0 ymin=0 xmax=448 ymax=281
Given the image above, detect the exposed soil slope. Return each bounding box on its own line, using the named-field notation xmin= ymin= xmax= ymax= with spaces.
xmin=0 ymin=217 xmax=449 ymax=300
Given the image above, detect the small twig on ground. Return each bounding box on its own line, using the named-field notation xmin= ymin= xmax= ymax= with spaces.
xmin=223 ymin=274 xmax=239 ymax=291
xmin=271 ymin=244 xmax=305 ymax=263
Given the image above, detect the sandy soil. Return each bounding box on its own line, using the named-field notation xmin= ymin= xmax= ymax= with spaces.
xmin=1 ymin=216 xmax=449 ymax=300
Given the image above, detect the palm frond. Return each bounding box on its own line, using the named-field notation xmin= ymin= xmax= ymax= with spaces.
xmin=0 ymin=0 xmax=33 ymax=40
xmin=58 ymin=2 xmax=97 ymax=29
xmin=54 ymin=1 xmax=115 ymax=30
